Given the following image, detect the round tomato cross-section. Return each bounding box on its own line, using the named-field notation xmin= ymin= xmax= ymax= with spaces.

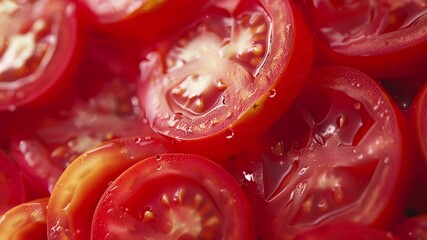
xmin=233 ymin=66 xmax=413 ymax=239
xmin=138 ymin=0 xmax=313 ymax=157
xmin=410 ymin=80 xmax=427 ymax=162
xmin=91 ymin=153 xmax=255 ymax=240
xmin=0 ymin=0 xmax=82 ymax=110
xmin=297 ymin=0 xmax=427 ymax=79
xmin=47 ymin=136 xmax=174 ymax=240
xmin=0 ymin=198 xmax=49 ymax=240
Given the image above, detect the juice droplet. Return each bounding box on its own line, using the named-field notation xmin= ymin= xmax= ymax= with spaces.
xmin=268 ymin=89 xmax=277 ymax=98
xmin=225 ymin=128 xmax=234 ymax=139
xmin=156 ymin=163 xmax=163 ymax=170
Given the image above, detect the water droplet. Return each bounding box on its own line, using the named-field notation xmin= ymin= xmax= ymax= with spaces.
xmin=133 ymin=137 xmax=141 ymax=144
xmin=156 ymin=163 xmax=163 ymax=170
xmin=336 ymin=115 xmax=345 ymax=128
xmin=268 ymin=89 xmax=276 ymax=98
xmin=225 ymin=128 xmax=234 ymax=139
xmin=354 ymin=102 xmax=361 ymax=110
xmin=243 ymin=171 xmax=254 ymax=182
xmin=156 ymin=155 xmax=162 ymax=161
xmin=298 ymin=166 xmax=308 ymax=175
xmin=7 ymin=105 xmax=16 ymax=112
xmin=384 ymin=157 xmax=390 ymax=164
xmin=318 ymin=200 xmax=328 ymax=211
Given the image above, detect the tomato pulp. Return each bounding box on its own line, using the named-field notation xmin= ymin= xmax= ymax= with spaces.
xmin=232 ymin=66 xmax=413 ymax=239
xmin=297 ymin=0 xmax=427 ymax=79
xmin=92 ymin=153 xmax=255 ymax=239
xmin=139 ymin=0 xmax=313 ymax=158
xmin=0 ymin=0 xmax=82 ymax=110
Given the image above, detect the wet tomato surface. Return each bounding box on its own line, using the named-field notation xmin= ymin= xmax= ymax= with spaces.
xmin=0 ymin=0 xmax=426 ymax=239
xmin=139 ymin=0 xmax=313 ymax=157
xmin=232 ymin=66 xmax=413 ymax=239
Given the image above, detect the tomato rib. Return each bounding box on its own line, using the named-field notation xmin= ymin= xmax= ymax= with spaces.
xmin=91 ymin=153 xmax=255 ymax=240
xmin=139 ymin=0 xmax=313 ymax=158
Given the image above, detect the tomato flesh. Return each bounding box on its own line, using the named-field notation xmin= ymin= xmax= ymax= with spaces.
xmin=91 ymin=153 xmax=255 ymax=240
xmin=410 ymin=81 xmax=427 ymax=161
xmin=297 ymin=0 xmax=427 ymax=79
xmin=139 ymin=0 xmax=313 ymax=157
xmin=0 ymin=198 xmax=49 ymax=240
xmin=0 ymin=0 xmax=81 ymax=110
xmin=293 ymin=222 xmax=397 ymax=240
xmin=232 ymin=66 xmax=413 ymax=239
xmin=8 ymin=35 xmax=148 ymax=194
xmin=47 ymin=136 xmax=174 ymax=240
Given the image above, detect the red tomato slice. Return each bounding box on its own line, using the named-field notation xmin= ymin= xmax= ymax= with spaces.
xmin=47 ymin=136 xmax=174 ymax=240
xmin=232 ymin=66 xmax=413 ymax=239
xmin=10 ymin=109 xmax=153 ymax=194
xmin=297 ymin=0 xmax=427 ymax=79
xmin=410 ymin=80 xmax=427 ymax=161
xmin=394 ymin=214 xmax=427 ymax=240
xmin=139 ymin=0 xmax=313 ymax=158
xmin=294 ymin=222 xmax=397 ymax=240
xmin=9 ymin=36 xmax=149 ymax=194
xmin=91 ymin=153 xmax=255 ymax=239
xmin=75 ymin=0 xmax=212 ymax=48
xmin=0 ymin=0 xmax=81 ymax=110
xmin=0 ymin=198 xmax=49 ymax=240
xmin=0 ymin=150 xmax=25 ymax=214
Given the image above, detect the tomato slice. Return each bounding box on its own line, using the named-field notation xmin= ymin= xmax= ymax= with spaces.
xmin=0 ymin=150 xmax=25 ymax=214
xmin=232 ymin=66 xmax=413 ymax=239
xmin=91 ymin=153 xmax=255 ymax=239
xmin=0 ymin=0 xmax=81 ymax=110
xmin=293 ymin=222 xmax=397 ymax=240
xmin=8 ymin=35 xmax=149 ymax=194
xmin=297 ymin=0 xmax=427 ymax=79
xmin=0 ymin=198 xmax=49 ymax=240
xmin=139 ymin=0 xmax=313 ymax=157
xmin=75 ymin=0 xmax=212 ymax=48
xmin=410 ymin=81 xmax=427 ymax=161
xmin=47 ymin=136 xmax=174 ymax=240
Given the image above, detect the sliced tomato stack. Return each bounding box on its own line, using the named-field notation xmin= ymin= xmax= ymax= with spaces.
xmin=0 ymin=0 xmax=426 ymax=239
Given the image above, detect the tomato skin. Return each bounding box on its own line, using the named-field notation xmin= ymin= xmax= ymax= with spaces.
xmin=232 ymin=66 xmax=413 ymax=239
xmin=410 ymin=81 xmax=427 ymax=162
xmin=0 ymin=150 xmax=25 ymax=215
xmin=74 ymin=0 xmax=212 ymax=48
xmin=91 ymin=153 xmax=255 ymax=240
xmin=0 ymin=0 xmax=83 ymax=111
xmin=293 ymin=222 xmax=397 ymax=240
xmin=140 ymin=0 xmax=314 ymax=158
xmin=0 ymin=198 xmax=49 ymax=240
xmin=296 ymin=0 xmax=427 ymax=79
xmin=47 ymin=136 xmax=174 ymax=240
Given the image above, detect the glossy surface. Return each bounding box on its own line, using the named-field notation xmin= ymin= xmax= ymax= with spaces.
xmin=92 ymin=153 xmax=255 ymax=239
